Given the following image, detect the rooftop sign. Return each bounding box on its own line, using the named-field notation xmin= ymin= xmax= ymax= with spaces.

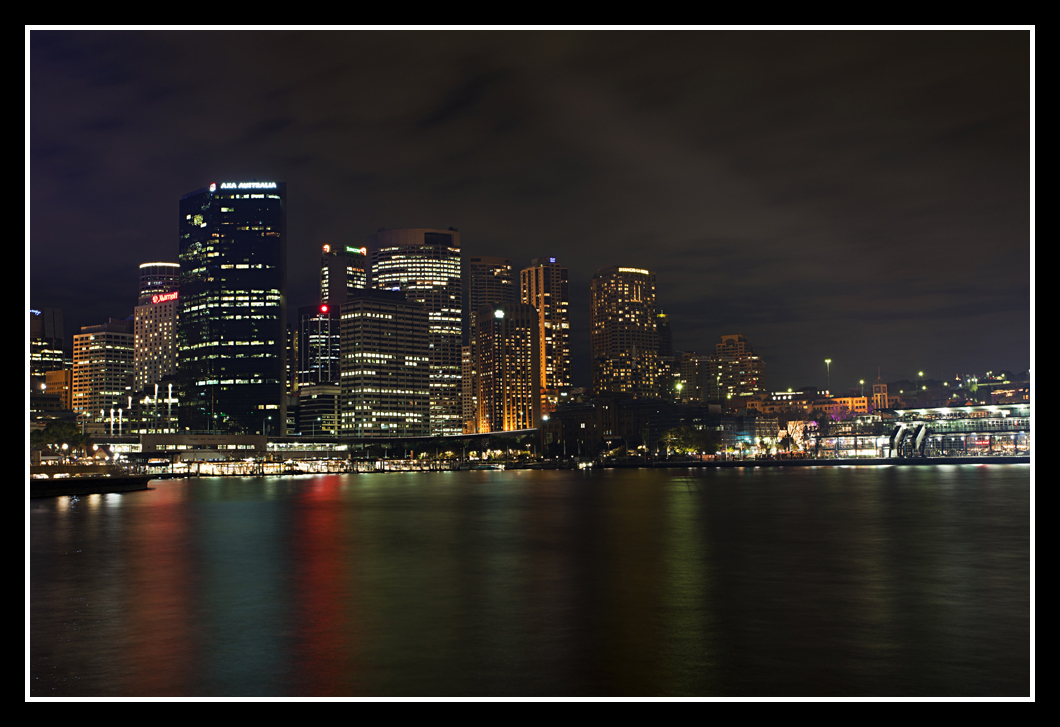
xmin=219 ymin=182 xmax=278 ymax=189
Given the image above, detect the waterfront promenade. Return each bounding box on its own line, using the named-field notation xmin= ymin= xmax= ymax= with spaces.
xmin=28 ymin=455 xmax=1030 ymax=498
xmin=640 ymin=455 xmax=1030 ymax=469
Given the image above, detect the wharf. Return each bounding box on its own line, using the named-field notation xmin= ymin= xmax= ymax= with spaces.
xmin=30 ymin=474 xmax=155 ymax=499
xmin=639 ymin=455 xmax=1030 ymax=469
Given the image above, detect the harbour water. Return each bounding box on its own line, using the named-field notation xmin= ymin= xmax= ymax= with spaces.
xmin=29 ymin=465 xmax=1031 ymax=697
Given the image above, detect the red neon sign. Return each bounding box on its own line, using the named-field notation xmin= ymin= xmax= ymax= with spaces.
xmin=152 ymin=291 xmax=179 ymax=304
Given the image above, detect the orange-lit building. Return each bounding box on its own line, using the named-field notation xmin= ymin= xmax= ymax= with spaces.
xmin=520 ymin=257 xmax=570 ymax=416
xmin=44 ymin=369 xmax=73 ymax=410
xmin=464 ymin=256 xmax=514 ymax=433
xmin=476 ymin=303 xmax=541 ymax=432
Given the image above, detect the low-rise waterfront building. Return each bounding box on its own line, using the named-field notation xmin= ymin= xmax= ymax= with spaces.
xmin=807 ymin=403 xmax=1030 ymax=458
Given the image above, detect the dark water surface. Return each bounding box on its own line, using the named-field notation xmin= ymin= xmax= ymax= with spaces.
xmin=29 ymin=465 xmax=1031 ymax=697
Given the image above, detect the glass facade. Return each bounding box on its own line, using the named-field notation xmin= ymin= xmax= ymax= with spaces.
xmin=177 ymin=182 xmax=287 ymax=434
xmin=297 ymin=304 xmax=341 ymax=387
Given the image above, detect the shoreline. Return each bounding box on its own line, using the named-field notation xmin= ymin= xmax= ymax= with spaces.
xmin=29 ymin=456 xmax=1030 ymax=496
xmin=633 ymin=455 xmax=1031 ymax=469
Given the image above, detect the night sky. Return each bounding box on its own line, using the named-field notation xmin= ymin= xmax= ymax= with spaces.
xmin=28 ymin=29 xmax=1032 ymax=392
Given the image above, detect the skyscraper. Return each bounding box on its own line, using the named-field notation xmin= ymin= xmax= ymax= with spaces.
xmin=520 ymin=257 xmax=570 ymax=415
xmin=72 ymin=318 xmax=134 ymax=432
xmin=707 ymin=334 xmax=765 ymax=404
xmin=475 ymin=303 xmax=541 ymax=432
xmin=30 ymin=308 xmax=66 ymax=387
xmin=134 ymin=262 xmax=180 ymax=393
xmin=465 ymin=256 xmax=514 ymax=433
xmin=468 ymin=256 xmax=515 ymax=334
xmin=296 ymin=303 xmax=341 ymax=388
xmin=369 ymin=228 xmax=462 ymax=436
xmin=339 ymin=289 xmax=430 ymax=438
xmin=320 ymin=243 xmax=367 ymax=305
xmin=590 ymin=266 xmax=659 ymax=398
xmin=177 ymin=181 xmax=287 ymax=435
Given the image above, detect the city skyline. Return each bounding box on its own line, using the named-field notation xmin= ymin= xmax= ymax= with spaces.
xmin=28 ymin=29 xmax=1033 ymax=391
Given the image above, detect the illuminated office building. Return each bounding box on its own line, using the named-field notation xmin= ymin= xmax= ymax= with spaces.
xmin=520 ymin=257 xmax=570 ymax=416
xmin=464 ymin=256 xmax=514 ymax=433
xmin=339 ymin=289 xmax=430 ymax=437
xmin=321 ymin=243 xmax=367 ymax=305
xmin=476 ymin=303 xmax=541 ymax=433
xmin=177 ymin=181 xmax=287 ymax=435
xmin=134 ymin=262 xmax=180 ymax=393
xmin=30 ymin=308 xmax=66 ymax=388
xmin=72 ymin=318 xmax=134 ymax=427
xmin=707 ymin=334 xmax=765 ymax=404
xmin=297 ymin=303 xmax=341 ymax=388
xmin=677 ymin=352 xmax=711 ymax=404
xmin=370 ymin=228 xmax=462 ymax=436
xmin=590 ymin=266 xmax=658 ymax=398
xmin=461 ymin=344 xmax=474 ymax=433
xmin=298 ymin=382 xmax=340 ymax=436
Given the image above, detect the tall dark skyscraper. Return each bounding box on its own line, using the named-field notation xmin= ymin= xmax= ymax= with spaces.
xmin=320 ymin=243 xmax=367 ymax=305
xmin=297 ymin=303 xmax=341 ymax=387
xmin=30 ymin=307 xmax=66 ymax=386
xmin=177 ymin=181 xmax=287 ymax=434
xmin=468 ymin=256 xmax=515 ymax=334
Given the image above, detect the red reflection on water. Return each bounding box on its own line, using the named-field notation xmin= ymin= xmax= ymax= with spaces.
xmin=124 ymin=482 xmax=200 ymax=696
xmin=289 ymin=475 xmax=361 ymax=695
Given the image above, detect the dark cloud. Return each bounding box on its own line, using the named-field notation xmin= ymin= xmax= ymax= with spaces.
xmin=28 ymin=29 xmax=1032 ymax=389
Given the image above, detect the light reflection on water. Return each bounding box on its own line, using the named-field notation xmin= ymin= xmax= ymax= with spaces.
xmin=30 ymin=466 xmax=1030 ymax=697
